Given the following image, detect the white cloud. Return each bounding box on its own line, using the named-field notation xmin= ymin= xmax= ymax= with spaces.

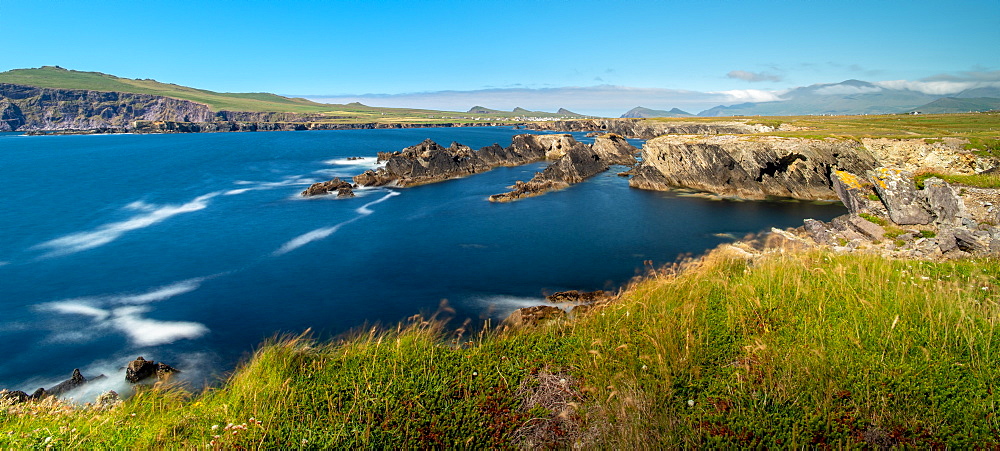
xmin=814 ymin=85 xmax=883 ymax=95
xmin=873 ymin=79 xmax=1000 ymax=95
xmin=709 ymin=89 xmax=784 ymax=103
xmin=727 ymin=70 xmax=783 ymax=83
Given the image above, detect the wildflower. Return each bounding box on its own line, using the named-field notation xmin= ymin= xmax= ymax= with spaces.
xmin=687 ymin=399 xmax=695 ymax=407
xmin=211 ymin=424 xmax=219 ymax=430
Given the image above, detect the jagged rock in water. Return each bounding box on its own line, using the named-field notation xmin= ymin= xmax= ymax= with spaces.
xmin=629 ymin=135 xmax=877 ymax=200
xmin=125 ymin=356 xmax=178 ymax=383
xmin=301 ymin=177 xmax=356 ymax=198
xmin=868 ymin=168 xmax=933 ymax=225
xmin=0 ymin=389 xmax=29 ymax=405
xmin=46 ymin=369 xmax=88 ymax=396
xmin=546 ymin=290 xmax=612 ymax=304
xmin=489 ymin=134 xmax=638 ymax=202
xmin=503 ymin=305 xmax=566 ymax=329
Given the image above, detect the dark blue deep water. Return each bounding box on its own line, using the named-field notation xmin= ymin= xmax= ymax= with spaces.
xmin=0 ymin=127 xmax=844 ymax=397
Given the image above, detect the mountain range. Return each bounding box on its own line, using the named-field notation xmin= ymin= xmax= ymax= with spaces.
xmin=628 ymin=80 xmax=1000 ymax=118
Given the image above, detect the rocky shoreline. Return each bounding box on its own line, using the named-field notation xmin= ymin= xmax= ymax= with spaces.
xmin=0 ymin=357 xmax=177 ymax=405
xmin=301 ymin=133 xmax=639 ymax=202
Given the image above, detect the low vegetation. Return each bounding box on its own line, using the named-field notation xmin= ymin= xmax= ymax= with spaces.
xmin=3 ymin=248 xmax=998 ymax=447
xmin=915 ymin=169 xmax=1000 ymax=189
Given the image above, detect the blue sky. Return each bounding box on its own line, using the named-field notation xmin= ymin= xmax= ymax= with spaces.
xmin=2 ymin=0 xmax=998 ymax=115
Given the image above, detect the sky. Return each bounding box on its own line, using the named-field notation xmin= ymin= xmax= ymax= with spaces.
xmin=2 ymin=0 xmax=998 ymax=116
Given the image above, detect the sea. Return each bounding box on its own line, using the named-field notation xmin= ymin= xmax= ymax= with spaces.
xmin=0 ymin=127 xmax=844 ymax=400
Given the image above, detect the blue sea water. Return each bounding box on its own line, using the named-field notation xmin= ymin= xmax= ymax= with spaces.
xmin=0 ymin=127 xmax=844 ymax=396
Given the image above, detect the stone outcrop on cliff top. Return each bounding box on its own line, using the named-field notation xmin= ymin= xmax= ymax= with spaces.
xmin=629 ymin=135 xmax=878 ymax=200
xmin=489 ymin=133 xmax=637 ymax=202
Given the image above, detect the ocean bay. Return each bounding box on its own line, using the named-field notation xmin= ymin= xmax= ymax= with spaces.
xmin=0 ymin=127 xmax=844 ymax=390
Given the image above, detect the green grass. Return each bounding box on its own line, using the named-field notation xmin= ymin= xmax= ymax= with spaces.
xmin=3 ymin=248 xmax=998 ymax=447
xmin=915 ymin=170 xmax=1000 ymax=189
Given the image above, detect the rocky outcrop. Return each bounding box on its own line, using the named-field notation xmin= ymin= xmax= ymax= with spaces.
xmin=527 ymin=118 xmax=771 ymax=139
xmin=629 ymin=135 xmax=878 ymax=200
xmin=125 ymin=356 xmax=178 ymax=383
xmin=861 ymin=137 xmax=994 ymax=174
xmin=301 ymin=177 xmax=356 ymax=198
xmin=352 ymin=134 xmax=591 ymax=188
xmin=502 ymin=305 xmax=566 ymax=329
xmin=800 ymin=167 xmax=1000 ymax=259
xmin=128 ymin=120 xmax=517 ymax=134
xmin=546 ymin=290 xmax=613 ymax=304
xmin=489 ymin=134 xmax=637 ymax=202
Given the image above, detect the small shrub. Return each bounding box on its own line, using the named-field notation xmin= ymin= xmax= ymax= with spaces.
xmin=859 ymin=213 xmax=888 ymax=226
xmin=919 ymin=230 xmax=937 ymax=238
xmin=867 ymin=194 xmax=880 ymax=201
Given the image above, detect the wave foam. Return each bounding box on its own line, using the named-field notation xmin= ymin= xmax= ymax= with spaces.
xmin=33 ymin=192 xmax=220 ymax=258
xmin=273 ymin=190 xmax=400 ymax=255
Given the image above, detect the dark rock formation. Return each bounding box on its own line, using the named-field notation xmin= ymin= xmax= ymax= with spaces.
xmin=546 ymin=290 xmax=612 ymax=304
xmin=125 ymin=356 xmax=178 ymax=383
xmin=301 ymin=177 xmax=356 ymax=198
xmin=489 ymin=134 xmax=638 ymax=202
xmin=503 ymin=305 xmax=566 ymax=329
xmin=46 ymin=369 xmax=88 ymax=397
xmin=527 ymin=118 xmax=770 ymax=139
xmin=0 ymin=389 xmax=29 ymax=404
xmin=352 ymin=134 xmax=593 ymax=189
xmin=629 ymin=135 xmax=878 ymax=201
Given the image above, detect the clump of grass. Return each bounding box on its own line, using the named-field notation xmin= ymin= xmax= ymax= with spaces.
xmin=964 ymin=137 xmax=1000 ymax=158
xmin=867 ymin=193 xmax=881 ymax=201
xmin=915 ymin=169 xmax=1000 ymax=189
xmin=859 ymin=212 xmax=888 ymax=226
xmin=919 ymin=230 xmax=937 ymax=238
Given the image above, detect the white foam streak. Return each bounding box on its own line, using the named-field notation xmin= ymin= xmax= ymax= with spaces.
xmin=33 ymin=192 xmax=220 ymax=257
xmin=274 ymin=190 xmax=400 ymax=255
xmin=38 ymin=301 xmax=110 ymax=321
xmin=273 ymin=224 xmax=346 ymax=256
xmin=110 ymin=307 xmax=209 ymax=347
xmin=112 ymin=278 xmax=204 ymax=304
xmin=357 ymin=190 xmax=400 ymax=215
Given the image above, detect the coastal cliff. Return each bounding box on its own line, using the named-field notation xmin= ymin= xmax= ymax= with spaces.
xmin=629 ymin=135 xmax=878 ymax=200
xmin=0 ymin=83 xmax=214 ymax=131
xmin=527 ymin=118 xmax=771 ymax=139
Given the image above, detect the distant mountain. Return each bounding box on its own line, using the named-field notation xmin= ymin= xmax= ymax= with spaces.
xmin=467 ymin=105 xmax=504 ymax=114
xmin=557 ymin=108 xmax=584 ymax=116
xmin=698 ymin=79 xmax=940 ymax=117
xmin=621 ymin=106 xmax=693 ymax=118
xmin=955 ymin=87 xmax=1000 ymax=99
xmin=911 ymin=97 xmax=1000 ymax=114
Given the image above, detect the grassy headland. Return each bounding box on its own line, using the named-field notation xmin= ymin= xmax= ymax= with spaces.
xmin=3 ymin=247 xmax=998 ymax=447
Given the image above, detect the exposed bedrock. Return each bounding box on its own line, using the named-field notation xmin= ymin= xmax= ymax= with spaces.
xmin=489 ymin=134 xmax=638 ymax=202
xmin=527 ymin=118 xmax=771 ymax=139
xmin=628 ymin=135 xmax=878 ymax=200
xmin=301 ymin=177 xmax=356 ymax=198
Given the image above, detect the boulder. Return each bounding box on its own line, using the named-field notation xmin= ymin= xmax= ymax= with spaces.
xmin=803 ymin=218 xmax=834 ymax=244
xmin=503 ymin=306 xmax=566 ymax=329
xmin=125 ymin=356 xmax=178 ymax=383
xmin=831 ymin=170 xmax=876 ymax=214
xmin=937 ymin=229 xmax=958 ymax=253
xmin=847 ymin=215 xmax=886 ymax=240
xmin=921 ymin=177 xmax=965 ymax=225
xmin=0 ymin=389 xmax=29 ymax=405
xmin=868 ymin=168 xmax=933 ymax=225
xmin=954 ymin=229 xmax=986 ymax=253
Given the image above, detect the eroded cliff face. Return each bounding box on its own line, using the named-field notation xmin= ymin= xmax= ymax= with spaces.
xmin=527 ymin=119 xmax=771 ymax=139
xmin=0 ymin=83 xmax=214 ymax=131
xmin=629 ymin=135 xmax=879 ymax=200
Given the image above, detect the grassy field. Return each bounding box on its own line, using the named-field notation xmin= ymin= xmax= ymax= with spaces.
xmin=3 ymin=248 xmax=997 ymax=447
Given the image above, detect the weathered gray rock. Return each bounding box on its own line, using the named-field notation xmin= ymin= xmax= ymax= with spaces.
xmin=803 ymin=218 xmax=834 ymax=244
xmin=847 ymin=215 xmax=886 ymax=240
xmin=629 ymin=135 xmax=877 ymax=200
xmin=954 ymin=229 xmax=986 ymax=253
xmin=868 ymin=168 xmax=933 ymax=225
xmin=937 ymin=229 xmax=958 ymax=253
xmin=922 ymin=177 xmax=965 ymax=225
xmin=831 ymin=170 xmax=877 ymax=214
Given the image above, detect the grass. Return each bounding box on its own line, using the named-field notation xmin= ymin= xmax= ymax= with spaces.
xmin=915 ymin=169 xmax=1000 ymax=189
xmin=2 ymin=247 xmax=998 ymax=447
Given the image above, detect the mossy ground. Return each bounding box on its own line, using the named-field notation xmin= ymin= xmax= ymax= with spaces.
xmin=3 ymin=248 xmax=998 ymax=448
